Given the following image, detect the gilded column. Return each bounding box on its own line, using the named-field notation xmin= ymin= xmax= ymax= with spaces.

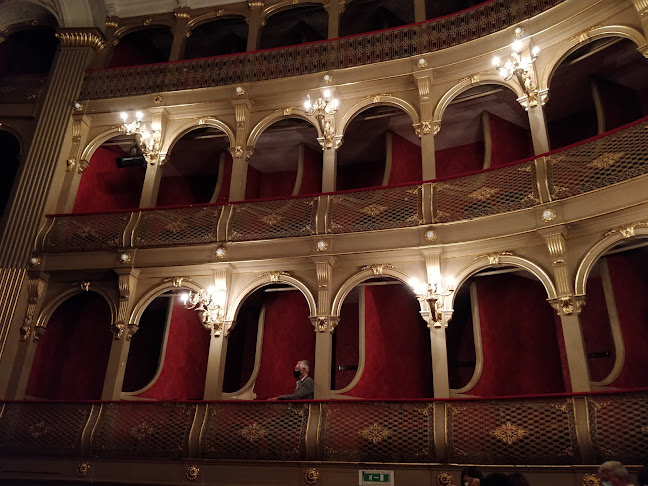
xmin=247 ymin=1 xmax=264 ymax=52
xmin=413 ymin=72 xmax=436 ymax=180
xmin=526 ymin=102 xmax=550 ymax=154
xmin=138 ymin=108 xmax=169 ymax=208
xmin=92 ymin=17 xmax=118 ymax=68
xmin=311 ymin=256 xmax=336 ymax=399
xmin=630 ymin=0 xmax=648 ymax=53
xmin=229 ymin=98 xmax=254 ymax=201
xmin=58 ymin=112 xmax=92 ymax=212
xmin=169 ymin=8 xmax=191 ymax=61
xmin=0 ymin=29 xmax=105 ymax=397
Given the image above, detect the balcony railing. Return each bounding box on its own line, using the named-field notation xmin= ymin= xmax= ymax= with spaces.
xmin=0 ymin=75 xmax=47 ymax=104
xmin=38 ymin=118 xmax=648 ymax=254
xmin=79 ymin=0 xmax=565 ymax=100
xmin=1 ymin=390 xmax=646 ymax=464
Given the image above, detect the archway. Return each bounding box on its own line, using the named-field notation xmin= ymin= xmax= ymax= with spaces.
xmin=184 ymin=16 xmax=247 ymax=59
xmin=339 ymin=0 xmax=413 ymax=37
xmin=110 ymin=26 xmax=173 ymax=67
xmin=260 ymin=4 xmax=327 ymax=50
xmin=0 ymin=129 xmax=21 ymax=220
xmin=0 ymin=23 xmax=58 ymax=78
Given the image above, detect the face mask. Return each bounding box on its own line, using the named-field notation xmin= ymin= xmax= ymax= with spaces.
xmin=602 ymin=482 xmax=612 ymax=486
xmin=464 ymin=482 xmax=470 ymax=486
xmin=293 ymin=370 xmax=302 ymax=379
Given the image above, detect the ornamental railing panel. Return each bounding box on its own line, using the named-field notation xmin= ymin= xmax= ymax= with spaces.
xmin=0 ymin=75 xmax=47 ymax=104
xmin=0 ymin=402 xmax=92 ymax=456
xmin=44 ymin=212 xmax=131 ymax=252
xmin=201 ymin=402 xmax=309 ymax=461
xmin=92 ymin=402 xmax=196 ymax=459
xmin=546 ymin=121 xmax=648 ymax=200
xmin=79 ymin=0 xmax=565 ymax=100
xmin=132 ymin=205 xmax=222 ymax=248
xmin=327 ymin=185 xmax=422 ymax=233
xmin=319 ymin=401 xmax=436 ymax=463
xmin=227 ymin=197 xmax=317 ymax=241
xmin=587 ymin=392 xmax=648 ymax=464
xmin=446 ymin=397 xmax=579 ymax=465
xmin=433 ymin=160 xmax=539 ymax=223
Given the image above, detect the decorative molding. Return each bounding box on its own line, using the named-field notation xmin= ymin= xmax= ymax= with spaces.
xmin=186 ymin=465 xmax=199 ymax=481
xmin=549 ymin=295 xmax=586 ymax=316
xmin=305 ymin=468 xmax=320 ymax=485
xmin=362 ymin=93 xmax=392 ymax=104
xmin=492 ymin=422 xmax=526 ymax=445
xmin=475 ymin=251 xmax=513 ymax=265
xmin=77 ymin=462 xmax=90 ymax=477
xmin=56 ymin=29 xmax=106 ymax=51
xmin=21 ymin=277 xmax=46 ymax=341
xmin=164 ymin=276 xmax=192 ymax=288
xmin=436 ymin=472 xmax=453 ymax=486
xmin=260 ymin=271 xmax=290 ymax=282
xmin=581 ymin=473 xmax=600 ymax=486
xmin=424 ymin=229 xmax=437 ymax=243
xmin=604 ymin=221 xmax=648 ymax=239
xmin=361 ymin=263 xmax=394 ymax=275
xmin=541 ymin=208 xmax=556 ymax=222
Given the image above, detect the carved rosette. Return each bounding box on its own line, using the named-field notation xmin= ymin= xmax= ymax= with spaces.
xmin=77 ymin=461 xmax=91 ymax=477
xmin=186 ymin=465 xmax=199 ymax=481
xmin=436 ymin=472 xmax=454 ymax=486
xmin=304 ymin=468 xmax=320 ymax=485
xmin=581 ymin=473 xmax=600 ymax=486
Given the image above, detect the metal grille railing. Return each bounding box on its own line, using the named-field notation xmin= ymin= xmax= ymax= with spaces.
xmin=201 ymin=402 xmax=309 ymax=460
xmin=446 ymin=398 xmax=579 ymax=465
xmin=0 ymin=402 xmax=92 ymax=456
xmin=43 ymin=212 xmax=131 ymax=252
xmin=227 ymin=197 xmax=317 ymax=241
xmin=433 ymin=160 xmax=539 ymax=222
xmin=327 ymin=185 xmax=422 ymax=233
xmin=132 ymin=205 xmax=222 ymax=247
xmin=0 ymin=75 xmax=47 ymax=104
xmin=319 ymin=402 xmax=436 ymax=463
xmin=546 ymin=121 xmax=648 ymax=200
xmin=79 ymin=0 xmax=565 ymax=100
xmin=588 ymin=392 xmax=648 ymax=463
xmin=93 ymin=402 xmax=196 ymax=458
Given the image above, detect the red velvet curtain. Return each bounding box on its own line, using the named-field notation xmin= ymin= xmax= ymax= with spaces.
xmin=299 ymin=145 xmax=323 ymax=195
xmin=156 ymin=175 xmax=218 ymax=207
xmin=26 ymin=292 xmax=112 ymax=400
xmin=485 ymin=112 xmax=533 ymax=167
xmin=74 ymin=146 xmax=146 ymax=213
xmin=349 ymin=284 xmax=433 ymax=399
xmin=135 ymin=300 xmax=210 ymax=400
xmin=257 ymin=171 xmax=296 ymax=199
xmin=333 ymin=301 xmax=360 ymax=390
xmin=253 ymin=290 xmax=315 ymax=399
xmin=435 ymin=142 xmax=484 ymax=179
xmin=337 ymin=162 xmax=385 ymax=191
xmin=388 ymin=133 xmax=422 ymax=184
xmin=469 ymin=274 xmax=565 ymax=397
xmin=216 ymin=152 xmax=233 ymax=202
xmin=445 ymin=286 xmax=476 ymax=390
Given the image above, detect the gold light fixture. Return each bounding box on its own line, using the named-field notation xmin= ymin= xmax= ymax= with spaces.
xmin=304 ymin=89 xmax=339 ymax=149
xmin=180 ymin=286 xmax=226 ymax=335
xmin=492 ymin=27 xmax=540 ymax=107
xmin=409 ymin=277 xmax=455 ymax=328
xmin=119 ymin=111 xmax=162 ymax=165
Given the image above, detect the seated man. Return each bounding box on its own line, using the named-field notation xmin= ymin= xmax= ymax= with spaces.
xmin=599 ymin=461 xmax=633 ymax=486
xmin=276 ymin=360 xmax=314 ymax=400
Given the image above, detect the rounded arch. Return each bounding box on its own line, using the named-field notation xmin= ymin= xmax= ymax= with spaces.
xmin=186 ymin=12 xmax=247 ymax=35
xmin=0 ymin=1 xmax=60 ymax=32
xmin=575 ymin=228 xmax=648 ymax=296
xmin=113 ymin=22 xmax=175 ymax=43
xmin=331 ymin=267 xmax=413 ymax=318
xmin=247 ymin=110 xmax=321 ymax=148
xmin=36 ymin=286 xmax=116 ymax=332
xmin=227 ymin=274 xmax=316 ymax=327
xmin=130 ymin=280 xmax=205 ymax=329
xmin=433 ymin=76 xmax=525 ymax=132
xmin=338 ymin=96 xmax=420 ymax=138
xmin=451 ymin=254 xmax=557 ymax=309
xmin=539 ymin=25 xmax=648 ymax=94
xmin=0 ymin=124 xmax=24 ymax=155
xmin=163 ymin=119 xmax=235 ymax=158
xmin=80 ymin=127 xmax=122 ymax=163
xmin=263 ymin=0 xmax=325 ymax=20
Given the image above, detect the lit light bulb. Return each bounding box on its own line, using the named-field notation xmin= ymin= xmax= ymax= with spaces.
xmin=180 ymin=293 xmax=189 ymax=304
xmin=492 ymin=56 xmax=500 ymax=67
xmin=120 ymin=112 xmax=128 ymax=121
xmin=135 ymin=111 xmax=144 ymax=120
xmin=323 ymin=89 xmax=331 ymax=99
xmin=511 ymin=40 xmax=523 ymax=53
xmin=151 ymin=122 xmax=161 ymax=131
xmin=532 ymin=46 xmax=540 ymax=57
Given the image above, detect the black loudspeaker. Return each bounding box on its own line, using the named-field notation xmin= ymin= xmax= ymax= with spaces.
xmin=115 ymin=146 xmax=145 ymax=168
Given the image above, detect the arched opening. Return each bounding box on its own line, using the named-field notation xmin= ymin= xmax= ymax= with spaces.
xmin=580 ymin=240 xmax=648 ymax=388
xmin=337 ymin=105 xmax=420 ymax=191
xmin=110 ymin=27 xmax=173 ymax=68
xmin=260 ymin=4 xmax=327 ymax=50
xmin=223 ymin=283 xmax=314 ymax=399
xmin=246 ymin=118 xmax=321 ymax=200
xmin=74 ymin=133 xmax=146 ymax=213
xmin=157 ymin=126 xmax=232 ymax=207
xmin=425 ymin=0 xmax=480 ymax=20
xmin=0 ymin=22 xmax=58 ymax=78
xmin=435 ymin=84 xmax=532 ymax=180
xmin=333 ymin=277 xmax=432 ymax=399
xmin=0 ymin=130 xmax=21 ymax=220
xmin=184 ymin=17 xmax=248 ymax=59
xmin=339 ymin=0 xmax=413 ymax=37
xmin=26 ymin=292 xmax=112 ymax=400
xmin=448 ymin=267 xmax=565 ymax=396
xmin=546 ymin=38 xmax=648 ymax=150
xmin=123 ymin=289 xmax=210 ymax=400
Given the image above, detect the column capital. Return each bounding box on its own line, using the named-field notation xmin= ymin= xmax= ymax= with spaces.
xmin=56 ymin=28 xmax=106 ymax=52
xmin=549 ymin=295 xmax=586 ymax=316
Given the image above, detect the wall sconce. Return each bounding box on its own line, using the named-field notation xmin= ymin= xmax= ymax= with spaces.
xmin=409 ymin=277 xmax=455 ymax=328
xmin=492 ymin=28 xmax=540 ymax=107
xmin=304 ymin=90 xmax=339 ymax=149
xmin=180 ymin=286 xmax=226 ymax=335
xmin=119 ymin=111 xmax=162 ymax=165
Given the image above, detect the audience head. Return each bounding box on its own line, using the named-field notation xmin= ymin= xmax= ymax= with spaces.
xmin=461 ymin=467 xmax=484 ymax=486
xmin=507 ymin=472 xmax=530 ymax=486
xmin=598 ymin=461 xmax=631 ymax=486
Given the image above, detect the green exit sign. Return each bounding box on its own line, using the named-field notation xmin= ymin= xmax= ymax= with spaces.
xmin=359 ymin=470 xmax=393 ymax=486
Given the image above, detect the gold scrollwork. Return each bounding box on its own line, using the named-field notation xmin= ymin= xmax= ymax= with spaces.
xmin=581 ymin=473 xmax=600 ymax=486
xmin=359 ymin=423 xmax=390 ymax=444
xmin=604 ymin=221 xmax=648 ymax=239
xmin=56 ymin=30 xmax=106 ymax=51
xmin=436 ymin=471 xmax=454 ymax=486
xmin=240 ymin=422 xmax=267 ymax=443
xmin=492 ymin=422 xmax=526 ymax=445
xmin=361 ymin=263 xmax=393 ymax=275
xmin=549 ymin=295 xmax=586 ymax=315
xmin=130 ymin=421 xmax=154 ymax=440
xmin=260 ymin=271 xmax=290 ymax=282
xmin=186 ymin=465 xmax=200 ymax=481
xmin=475 ymin=251 xmax=513 ymax=265
xmin=304 ymin=467 xmax=320 ymax=485
xmin=77 ymin=461 xmax=91 ymax=477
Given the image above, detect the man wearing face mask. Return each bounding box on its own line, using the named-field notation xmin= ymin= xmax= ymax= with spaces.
xmin=276 ymin=360 xmax=314 ymax=400
xmin=598 ymin=461 xmax=633 ymax=486
xmin=461 ymin=467 xmax=483 ymax=486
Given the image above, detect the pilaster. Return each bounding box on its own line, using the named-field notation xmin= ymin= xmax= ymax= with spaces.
xmin=413 ymin=0 xmax=426 ymax=23
xmin=229 ymin=98 xmax=254 ymax=201
xmin=326 ymin=0 xmax=343 ymax=39
xmin=170 ymin=8 xmax=191 ymax=61
xmin=630 ymin=0 xmax=648 ymax=46
xmin=311 ymin=256 xmax=336 ymax=399
xmin=247 ymin=1 xmax=264 ymax=52
xmin=139 ymin=108 xmax=170 ymax=207
xmin=413 ymin=73 xmax=436 ymax=180
xmin=58 ymin=113 xmax=92 ymax=213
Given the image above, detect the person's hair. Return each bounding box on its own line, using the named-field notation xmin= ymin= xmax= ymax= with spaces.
xmin=507 ymin=472 xmax=531 ymax=486
xmin=637 ymin=465 xmax=648 ymax=486
xmin=298 ymin=360 xmax=310 ymax=373
xmin=481 ymin=473 xmax=510 ymax=486
xmin=461 ymin=468 xmax=484 ymax=480
xmin=599 ymin=461 xmax=631 ymax=482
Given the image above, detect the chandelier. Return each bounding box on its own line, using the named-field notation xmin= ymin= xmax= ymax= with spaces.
xmin=180 ymin=286 xmax=226 ymax=336
xmin=119 ymin=111 xmax=162 ymax=165
xmin=492 ymin=28 xmax=540 ymax=106
xmin=304 ymin=89 xmax=339 ymax=149
xmin=409 ymin=277 xmax=455 ymax=328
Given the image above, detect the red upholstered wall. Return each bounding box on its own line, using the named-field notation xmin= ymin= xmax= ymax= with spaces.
xmin=579 ymin=273 xmax=616 ymax=382
xmin=216 ymin=153 xmax=233 ymax=202
xmin=469 ymin=274 xmax=565 ymax=397
xmin=26 ymin=292 xmax=112 ymax=400
xmin=253 ymin=290 xmax=315 ymax=399
xmin=74 ymin=146 xmax=146 ymax=213
xmin=257 ymin=171 xmax=297 ymax=199
xmin=299 ymin=145 xmax=323 ymax=195
xmin=337 ymin=162 xmax=384 ymax=191
xmin=349 ymin=284 xmax=433 ymax=399
xmin=136 ymin=300 xmax=210 ymax=400
xmin=445 ymin=286 xmax=476 ymax=390
xmin=245 ymin=165 xmax=261 ymax=200
xmin=333 ymin=301 xmax=360 ymax=390
xmin=156 ymin=175 xmax=218 ymax=207
xmin=389 ymin=133 xmax=422 ymax=184
xmin=606 ymin=252 xmax=648 ymax=388
xmin=435 ymin=142 xmax=484 ymax=179
xmin=109 ymin=41 xmax=159 ymax=68
xmin=549 ymin=110 xmax=598 ymax=151
xmin=485 ymin=112 xmax=533 ymax=167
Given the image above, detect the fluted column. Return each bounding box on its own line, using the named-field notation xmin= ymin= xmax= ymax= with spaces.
xmin=169 ymin=8 xmax=190 ymax=61
xmin=229 ymin=97 xmax=253 ymax=201
xmin=414 ymin=72 xmax=436 ymax=179
xmin=311 ymin=256 xmax=336 ymax=399
xmin=0 ymin=28 xmax=105 ymax=397
xmin=247 ymin=1 xmax=264 ymax=52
